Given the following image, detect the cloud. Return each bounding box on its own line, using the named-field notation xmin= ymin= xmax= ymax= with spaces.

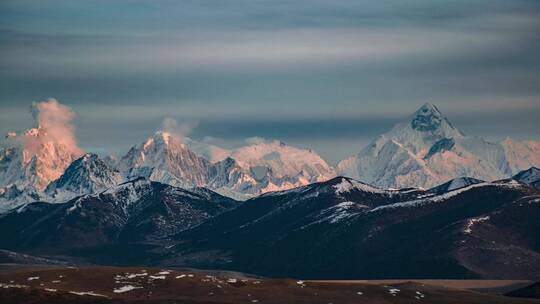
xmin=161 ymin=116 xmax=195 ymax=142
xmin=245 ymin=136 xmax=267 ymax=145
xmin=5 ymin=10 xmax=537 ymax=76
xmin=21 ymin=98 xmax=83 ymax=156
xmin=21 ymin=98 xmax=84 ymax=158
xmin=201 ymin=136 xmax=225 ymax=145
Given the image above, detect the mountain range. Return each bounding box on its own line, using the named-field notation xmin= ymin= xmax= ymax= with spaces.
xmin=0 ymin=170 xmax=538 ymax=279
xmin=0 ymin=102 xmax=539 ymax=279
xmin=2 ymin=103 xmax=539 ymax=212
xmin=164 ymin=176 xmax=540 ymax=279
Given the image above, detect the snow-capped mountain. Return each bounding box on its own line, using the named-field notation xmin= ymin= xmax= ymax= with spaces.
xmin=0 ymin=128 xmax=84 ymax=211
xmin=513 ymin=167 xmax=540 ymax=188
xmin=228 ymin=140 xmax=336 ymax=191
xmin=337 ymin=103 xmax=540 ymax=189
xmin=117 ymin=131 xmax=215 ymax=188
xmin=117 ymin=132 xmax=335 ymax=198
xmin=116 ymin=132 xmax=263 ymax=198
xmin=0 ymin=128 xmax=82 ymax=191
xmin=0 ymin=178 xmax=237 ymax=253
xmin=0 ymin=184 xmax=42 ymax=213
xmin=186 ymin=138 xmax=336 ymax=194
xmin=45 ymin=153 xmax=124 ymax=201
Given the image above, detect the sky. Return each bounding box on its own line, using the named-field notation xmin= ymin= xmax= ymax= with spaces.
xmin=1 ymin=0 xmax=539 ymax=164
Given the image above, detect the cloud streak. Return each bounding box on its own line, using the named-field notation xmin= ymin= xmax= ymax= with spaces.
xmin=2 ymin=22 xmax=533 ymax=75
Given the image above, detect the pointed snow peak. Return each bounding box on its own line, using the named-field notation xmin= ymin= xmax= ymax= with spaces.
xmin=410 ymin=102 xmax=445 ymax=132
xmin=327 ymin=176 xmax=384 ymax=194
xmin=44 ymin=152 xmax=123 ymax=201
xmin=417 ymin=102 xmax=441 ymax=116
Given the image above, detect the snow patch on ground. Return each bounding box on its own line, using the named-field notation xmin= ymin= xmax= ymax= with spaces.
xmin=0 ymin=283 xmax=28 ymax=289
xmin=371 ymin=182 xmax=492 ymax=212
xmin=464 ymin=216 xmax=490 ymax=234
xmin=334 ymin=178 xmax=384 ymax=194
xmin=69 ymin=291 xmax=109 ymax=297
xmin=113 ymin=285 xmax=142 ymax=293
xmin=318 ymin=201 xmax=369 ymax=224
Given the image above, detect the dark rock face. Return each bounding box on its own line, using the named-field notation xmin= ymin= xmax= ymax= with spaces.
xmin=425 ymin=138 xmax=455 ymax=159
xmin=411 ymin=103 xmax=443 ymax=132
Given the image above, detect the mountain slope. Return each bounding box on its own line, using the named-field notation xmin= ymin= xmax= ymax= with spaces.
xmin=513 ymin=167 xmax=540 ymax=188
xmin=117 ymin=132 xmax=215 ymax=188
xmin=0 ymin=178 xmax=237 ymax=263
xmin=45 ymin=153 xmax=124 ymax=201
xmin=165 ymin=178 xmax=540 ymax=279
xmin=337 ymin=103 xmax=540 ymax=189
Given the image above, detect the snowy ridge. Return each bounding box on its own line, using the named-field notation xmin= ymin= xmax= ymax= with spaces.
xmin=513 ymin=167 xmax=540 ymax=188
xmin=369 ymin=181 xmax=526 ymax=212
xmin=428 ymin=177 xmax=484 ymax=194
xmin=333 ymin=177 xmax=385 ymax=194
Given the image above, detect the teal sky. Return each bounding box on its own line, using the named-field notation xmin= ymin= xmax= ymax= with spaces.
xmin=1 ymin=0 xmax=539 ymax=164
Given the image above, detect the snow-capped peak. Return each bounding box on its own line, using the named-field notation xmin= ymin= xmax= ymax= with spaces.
xmin=117 ymin=131 xmax=214 ymax=189
xmin=230 ymin=140 xmax=335 ymax=181
xmin=332 ymin=177 xmax=384 ymax=194
xmin=336 ymin=102 xmax=540 ymax=189
xmin=411 ymin=102 xmax=442 ymax=127
xmin=428 ymin=177 xmax=485 ymax=194
xmin=0 ymin=127 xmax=83 ymax=191
xmin=513 ymin=167 xmax=540 ymax=188
xmin=45 ymin=153 xmax=123 ymax=201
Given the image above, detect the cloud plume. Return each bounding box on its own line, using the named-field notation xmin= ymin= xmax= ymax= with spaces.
xmin=23 ymin=98 xmax=83 ymax=158
xmin=161 ymin=116 xmax=195 ymax=142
